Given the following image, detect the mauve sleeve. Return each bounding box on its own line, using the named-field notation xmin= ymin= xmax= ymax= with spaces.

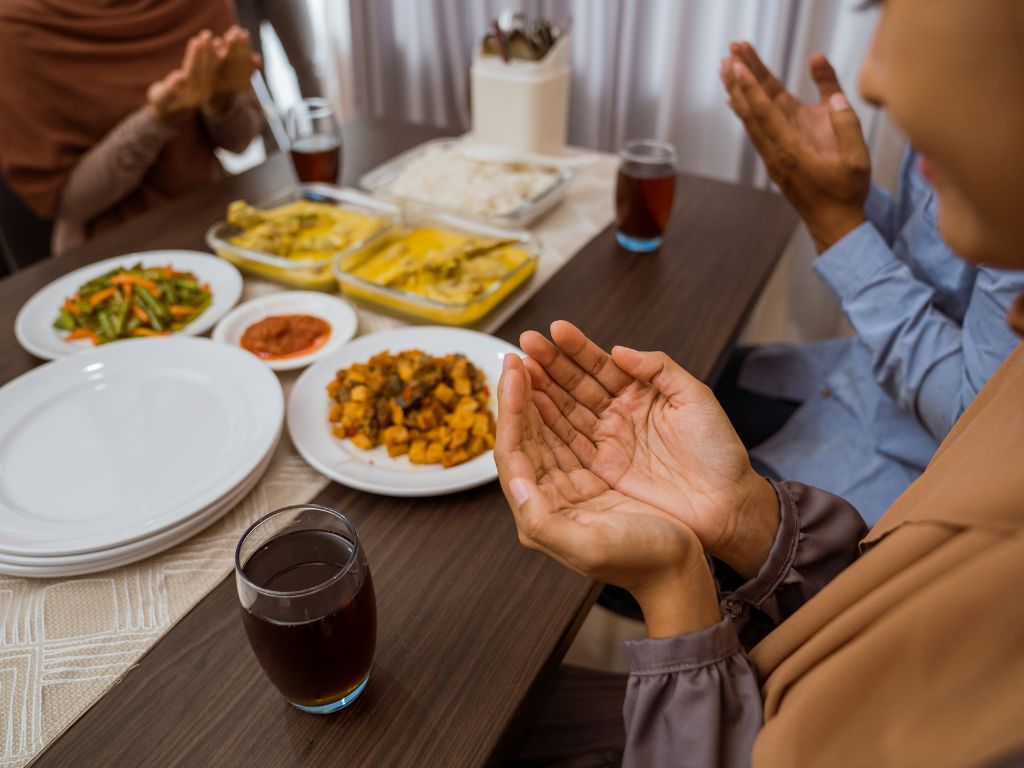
xmin=621 ymin=481 xmax=867 ymax=767
xmin=55 ymin=107 xmax=176 ymax=230
xmin=202 ymin=91 xmax=264 ymax=154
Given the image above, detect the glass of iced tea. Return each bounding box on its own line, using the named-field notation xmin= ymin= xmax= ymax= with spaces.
xmin=235 ymin=504 xmax=377 ymax=714
xmin=285 ymin=98 xmax=343 ymax=184
xmin=614 ymin=139 xmax=678 ymax=252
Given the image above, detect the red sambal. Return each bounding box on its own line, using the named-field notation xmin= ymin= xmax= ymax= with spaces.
xmin=240 ymin=314 xmax=331 ymax=360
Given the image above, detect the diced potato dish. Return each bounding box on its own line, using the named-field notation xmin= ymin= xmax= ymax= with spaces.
xmin=327 ymin=349 xmax=495 ymax=468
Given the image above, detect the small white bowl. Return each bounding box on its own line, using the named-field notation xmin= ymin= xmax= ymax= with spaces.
xmin=212 ymin=291 xmax=358 ymax=371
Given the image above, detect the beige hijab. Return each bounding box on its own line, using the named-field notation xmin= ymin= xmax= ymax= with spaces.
xmin=751 ymin=338 xmax=1024 ymax=766
xmin=0 ymin=0 xmax=235 ymax=234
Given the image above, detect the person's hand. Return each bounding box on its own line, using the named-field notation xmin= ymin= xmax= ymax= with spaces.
xmin=519 ymin=321 xmax=780 ymax=579
xmin=207 ymin=26 xmax=261 ymax=116
xmin=495 ymin=353 xmax=721 ymax=637
xmin=147 ymin=31 xmax=219 ymax=124
xmin=721 ymin=41 xmax=871 ymax=252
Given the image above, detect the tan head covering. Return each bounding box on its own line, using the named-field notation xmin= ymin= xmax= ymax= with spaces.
xmin=751 ymin=340 xmax=1024 ymax=766
xmin=0 ymin=0 xmax=235 ymax=231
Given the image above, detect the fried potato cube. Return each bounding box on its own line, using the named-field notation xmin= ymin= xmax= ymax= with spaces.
xmin=454 ymin=377 xmax=472 ymax=396
xmin=450 ymin=429 xmax=469 ymax=449
xmin=327 ymin=379 xmax=341 ymax=397
xmin=343 ymin=401 xmax=365 ymax=421
xmin=448 ymin=410 xmax=475 ymax=431
xmin=351 ymin=433 xmax=375 ymax=450
xmin=408 ymin=439 xmax=429 ymax=464
xmin=389 ymin=400 xmax=404 ymax=426
xmin=471 ymin=413 xmax=490 ymax=437
xmin=442 ymin=449 xmax=471 ymax=468
xmin=387 ymin=442 xmax=409 ymax=458
xmin=350 ymin=385 xmax=369 ymax=402
xmin=425 ymin=442 xmax=445 ymax=464
xmin=382 ymin=425 xmax=409 ymax=446
xmin=328 ymin=404 xmax=343 ymax=422
xmin=434 ymin=382 xmax=455 ymax=406
xmin=415 ymin=410 xmax=437 ymax=430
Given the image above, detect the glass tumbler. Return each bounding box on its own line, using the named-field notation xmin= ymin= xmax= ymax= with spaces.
xmin=614 ymin=139 xmax=679 ymax=252
xmin=235 ymin=504 xmax=377 ymax=714
xmin=286 ymin=98 xmax=343 ymax=183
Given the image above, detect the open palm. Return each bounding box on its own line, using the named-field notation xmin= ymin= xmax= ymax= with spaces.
xmin=520 ymin=322 xmax=760 ymax=559
xmin=493 ymin=353 xmax=701 ymax=592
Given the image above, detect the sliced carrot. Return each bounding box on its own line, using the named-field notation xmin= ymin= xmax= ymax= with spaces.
xmin=110 ymin=274 xmax=161 ymax=296
xmin=130 ymin=328 xmax=169 ymax=337
xmin=65 ymin=328 xmax=98 ymax=344
xmin=87 ymin=287 xmax=118 ymax=308
xmin=164 ymin=265 xmax=175 ymax=278
xmin=64 ymin=297 xmax=81 ymax=316
xmin=201 ymin=283 xmax=211 ymax=293
xmin=131 ymin=304 xmax=150 ymax=324
xmin=121 ymin=283 xmax=133 ymax=300
xmin=169 ymin=305 xmax=196 ymax=318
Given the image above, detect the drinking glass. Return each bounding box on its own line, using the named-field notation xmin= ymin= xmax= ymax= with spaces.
xmin=235 ymin=504 xmax=377 ymax=714
xmin=614 ymin=139 xmax=678 ymax=252
xmin=286 ymin=98 xmax=343 ymax=184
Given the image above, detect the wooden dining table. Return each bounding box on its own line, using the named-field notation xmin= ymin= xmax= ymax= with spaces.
xmin=0 ymin=118 xmax=796 ymax=767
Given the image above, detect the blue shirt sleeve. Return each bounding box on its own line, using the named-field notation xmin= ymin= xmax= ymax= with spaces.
xmin=813 ymin=220 xmax=1024 ymax=441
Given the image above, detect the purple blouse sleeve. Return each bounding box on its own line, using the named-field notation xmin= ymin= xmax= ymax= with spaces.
xmin=621 ymin=481 xmax=867 ymax=767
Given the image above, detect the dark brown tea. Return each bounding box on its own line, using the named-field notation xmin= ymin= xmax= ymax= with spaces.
xmin=615 ymin=167 xmax=677 ymax=243
xmin=240 ymin=529 xmax=376 ymax=708
xmin=290 ymin=134 xmax=342 ymax=184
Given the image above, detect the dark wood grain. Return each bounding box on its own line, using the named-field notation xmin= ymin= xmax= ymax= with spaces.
xmin=4 ymin=119 xmax=797 ymax=768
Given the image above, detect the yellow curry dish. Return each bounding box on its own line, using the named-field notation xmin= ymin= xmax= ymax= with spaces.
xmin=327 ymin=349 xmax=496 ymax=468
xmin=335 ymin=218 xmax=538 ymax=325
xmin=206 ymin=186 xmax=400 ymax=290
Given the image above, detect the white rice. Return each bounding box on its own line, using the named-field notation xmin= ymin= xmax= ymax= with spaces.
xmin=385 ymin=146 xmax=562 ymax=218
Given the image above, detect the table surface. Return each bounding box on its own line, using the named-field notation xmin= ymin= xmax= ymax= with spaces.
xmin=0 ymin=119 xmax=796 ymax=768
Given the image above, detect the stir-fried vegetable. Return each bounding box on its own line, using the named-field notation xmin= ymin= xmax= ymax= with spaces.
xmin=53 ymin=262 xmax=212 ymax=344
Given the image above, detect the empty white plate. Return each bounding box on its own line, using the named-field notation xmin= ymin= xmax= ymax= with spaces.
xmin=15 ymin=250 xmax=243 ymax=360
xmin=288 ymin=326 xmax=519 ymax=497
xmin=212 ymin=291 xmax=358 ymax=371
xmin=0 ymin=440 xmax=276 ymax=577
xmin=0 ymin=337 xmax=283 ymax=557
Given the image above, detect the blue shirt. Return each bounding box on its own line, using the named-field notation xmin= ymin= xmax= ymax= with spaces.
xmin=739 ymin=150 xmax=1024 ymax=523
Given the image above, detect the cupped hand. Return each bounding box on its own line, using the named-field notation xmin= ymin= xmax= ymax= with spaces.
xmin=213 ymin=26 xmax=261 ymax=101
xmin=495 ymin=353 xmax=720 ymax=637
xmin=519 ymin=321 xmax=779 ymax=578
xmin=721 ymin=41 xmax=871 ymax=251
xmin=147 ymin=30 xmax=219 ymax=123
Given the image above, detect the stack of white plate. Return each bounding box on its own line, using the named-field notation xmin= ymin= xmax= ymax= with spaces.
xmin=0 ymin=337 xmax=283 ymax=577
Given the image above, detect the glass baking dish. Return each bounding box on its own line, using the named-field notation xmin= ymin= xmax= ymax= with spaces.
xmin=358 ymin=138 xmax=573 ymax=227
xmin=333 ymin=213 xmax=540 ymax=326
xmin=205 ymin=184 xmax=402 ymax=290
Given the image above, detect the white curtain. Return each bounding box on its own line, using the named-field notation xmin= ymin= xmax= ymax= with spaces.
xmin=302 ymin=0 xmax=908 ymax=344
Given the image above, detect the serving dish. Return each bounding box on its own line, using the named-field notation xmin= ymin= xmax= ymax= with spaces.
xmin=288 ymin=326 xmax=520 ymax=496
xmin=212 ymin=291 xmax=359 ymax=371
xmin=206 ymin=184 xmax=401 ymax=290
xmin=333 ymin=213 xmax=539 ymax=326
xmin=358 ymin=138 xmax=573 ymax=227
xmin=15 ymin=250 xmax=243 ymax=360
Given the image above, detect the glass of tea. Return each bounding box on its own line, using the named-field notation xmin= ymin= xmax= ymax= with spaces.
xmin=235 ymin=504 xmax=377 ymax=714
xmin=285 ymin=98 xmax=343 ymax=184
xmin=614 ymin=139 xmax=678 ymax=252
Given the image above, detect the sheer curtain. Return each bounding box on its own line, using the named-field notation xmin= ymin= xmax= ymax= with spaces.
xmin=305 ymin=0 xmax=907 ymax=344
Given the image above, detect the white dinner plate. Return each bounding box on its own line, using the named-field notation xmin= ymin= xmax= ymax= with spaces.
xmin=15 ymin=250 xmax=243 ymax=361
xmin=212 ymin=291 xmax=358 ymax=371
xmin=288 ymin=326 xmax=519 ymax=497
xmin=0 ymin=337 xmax=283 ymax=557
xmin=0 ymin=441 xmax=276 ymax=577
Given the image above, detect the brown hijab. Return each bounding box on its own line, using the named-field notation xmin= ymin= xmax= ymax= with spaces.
xmin=0 ymin=0 xmax=235 ymax=232
xmin=751 ymin=338 xmax=1024 ymax=766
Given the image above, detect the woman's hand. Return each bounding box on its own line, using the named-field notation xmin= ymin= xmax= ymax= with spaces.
xmin=495 ymin=354 xmax=721 ymax=637
xmin=147 ymin=31 xmax=219 ymax=124
xmin=721 ymin=41 xmax=871 ymax=252
xmin=207 ymin=26 xmax=261 ymax=116
xmin=519 ymin=322 xmax=779 ymax=579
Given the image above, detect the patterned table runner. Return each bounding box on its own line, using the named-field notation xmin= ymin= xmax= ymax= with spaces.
xmin=0 ymin=150 xmax=617 ymax=767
